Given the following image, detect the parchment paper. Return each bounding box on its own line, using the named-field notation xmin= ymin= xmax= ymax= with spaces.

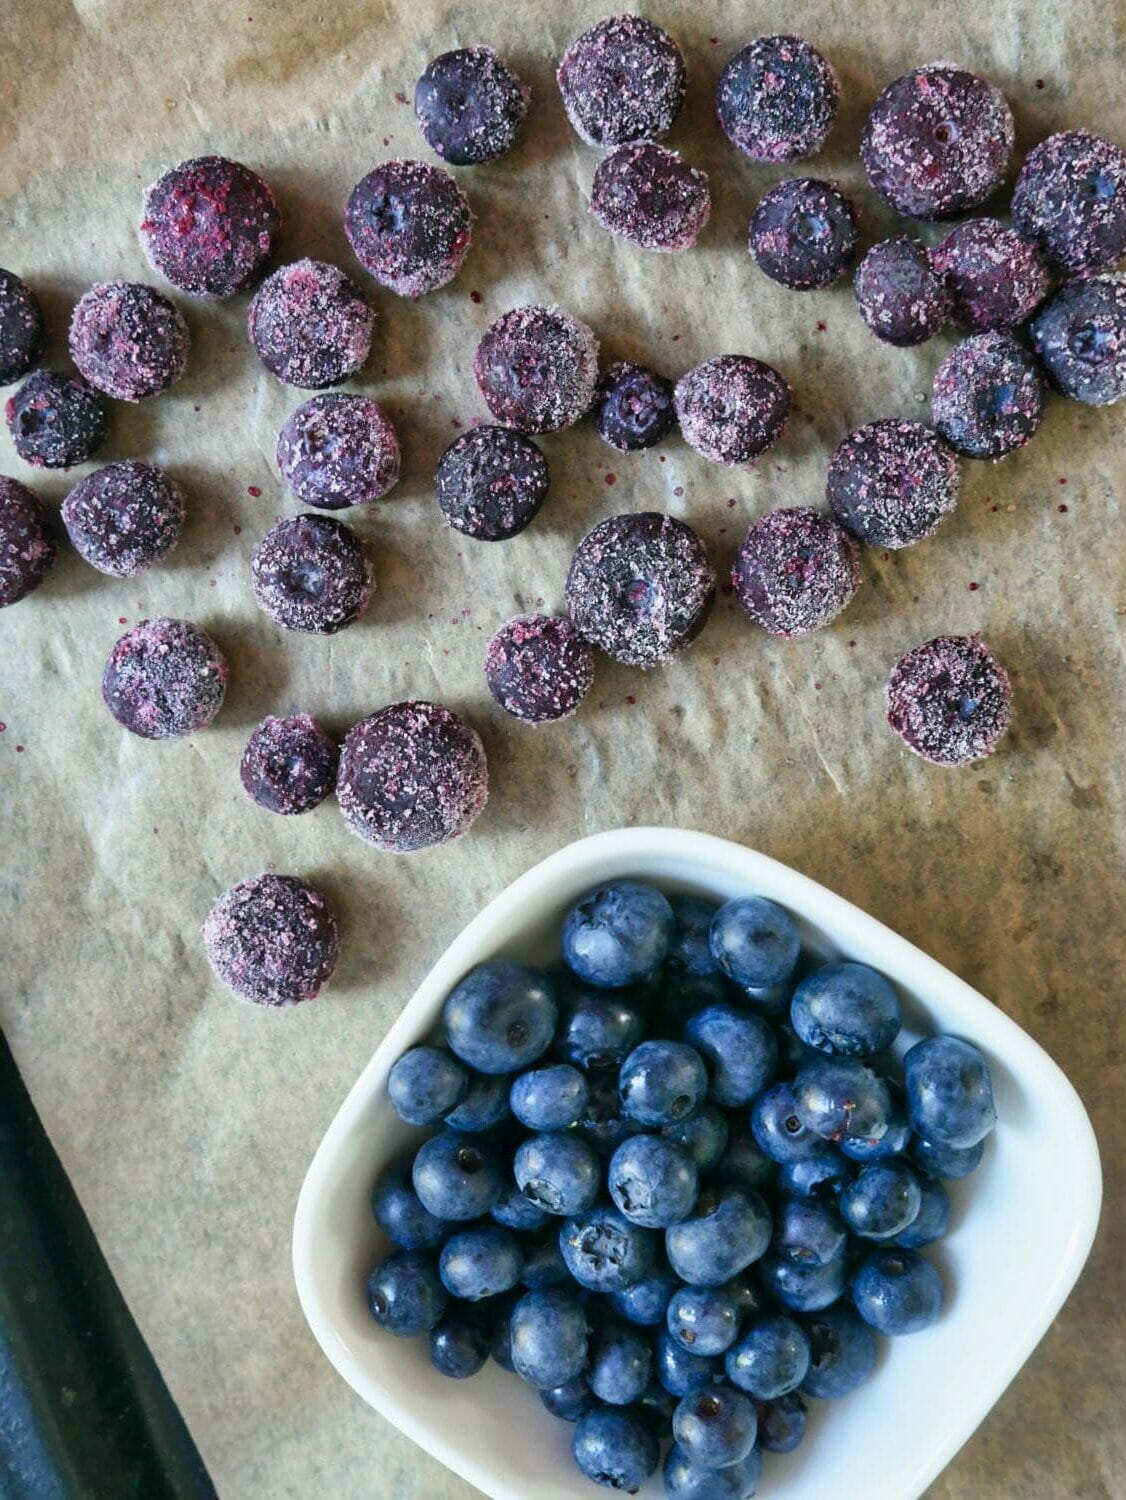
xmin=1 ymin=2 xmax=1123 ymax=1496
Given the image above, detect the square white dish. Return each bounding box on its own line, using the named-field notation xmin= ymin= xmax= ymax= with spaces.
xmin=293 ymin=827 xmax=1102 ymax=1500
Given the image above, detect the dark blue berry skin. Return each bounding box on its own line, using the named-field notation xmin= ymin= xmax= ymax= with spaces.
xmin=443 ymin=1070 xmax=512 ymax=1132
xmin=892 ymin=1173 xmax=951 ymax=1248
xmin=491 ymin=1183 xmax=549 ymax=1233
xmin=588 ymin=1322 xmax=653 ymax=1405
xmin=852 ymin=1247 xmax=943 ymax=1335
xmin=414 ymin=46 xmax=528 ymax=167
xmin=412 ymin=1131 xmax=503 ymax=1221
xmin=611 ymin=1264 xmax=681 ymax=1326
xmin=800 ymin=1303 xmax=877 ymax=1397
xmin=771 ymin=1195 xmax=847 ymax=1267
xmin=904 ymin=1035 xmax=997 ymax=1149
xmin=520 ymin=1234 xmax=571 ymax=1289
xmin=724 ymin=1272 xmax=769 ymax=1322
xmin=366 ymin=1250 xmax=447 ymax=1336
xmin=511 ymin=1063 xmax=589 ymax=1131
xmin=563 ymin=881 xmax=674 ymax=989
xmin=609 ymin=1134 xmax=699 ymax=1228
xmin=666 ymin=896 xmax=721 ymax=975
xmin=387 ymin=1045 xmax=468 ymax=1125
xmin=572 ymin=1408 xmax=659 ymax=1493
xmin=560 ymin=1206 xmax=657 ymax=1293
xmin=840 ymin=1159 xmax=923 ymax=1240
xmin=778 ymin=1144 xmax=853 ymax=1199
xmin=673 ymin=1386 xmax=758 ymax=1471
xmin=429 ymin=1314 xmax=488 ymax=1378
xmin=371 ymin=1163 xmax=449 ymax=1249
xmin=666 ymin=1187 xmax=772 ymax=1286
xmin=709 ymin=896 xmax=800 ymax=990
xmin=794 ymin=1057 xmax=893 ymax=1145
xmin=556 ymin=986 xmax=646 ymax=1072
xmin=716 ymin=1123 xmax=777 ymax=1191
xmin=515 ymin=1132 xmax=601 ymax=1216
xmin=756 ymin=1391 xmax=808 ymax=1452
xmin=656 ymin=1329 xmax=720 ymax=1397
xmin=620 ymin=1041 xmax=709 ymax=1127
xmin=911 ymin=1134 xmax=985 ymax=1179
xmin=443 ymin=960 xmax=558 ymax=1074
xmin=667 ymin=1285 xmax=740 ymax=1356
xmin=1031 ymin=274 xmax=1126 ymax=406
xmin=439 ymin=1224 xmax=524 ymax=1300
xmin=510 ymin=1288 xmax=589 ymax=1388
xmin=685 ymin=1004 xmax=778 ymax=1108
xmin=759 ymin=1247 xmax=847 ymax=1313
xmin=664 ymin=1440 xmax=763 ymax=1499
xmin=484 ymin=1294 xmax=518 ymax=1370
xmin=594 ymin=361 xmax=676 ymax=452
xmin=839 ymin=1080 xmax=911 ymax=1162
xmin=664 ymin=1104 xmax=730 ymax=1171
xmin=749 ymin=177 xmax=859 ymax=291
xmin=636 ymin=1382 xmax=678 ymax=1431
xmin=741 ymin=979 xmax=793 ymax=1019
xmin=775 ymin=1023 xmax=824 ymax=1076
xmin=575 ymin=1069 xmax=644 ymax=1156
xmin=655 ymin=972 xmax=732 ymax=1035
xmin=751 ymin=1081 xmax=827 ymax=1164
xmin=725 ymin=1313 xmax=811 ymax=1399
xmin=541 ymin=1375 xmax=598 ymax=1422
xmin=790 ymin=961 xmax=901 ymax=1059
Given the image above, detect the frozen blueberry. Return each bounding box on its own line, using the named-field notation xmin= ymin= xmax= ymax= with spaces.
xmin=429 ymin=1314 xmax=488 ymax=1379
xmin=248 ymin=259 xmax=373 ymax=388
xmin=412 ymin=1131 xmax=503 ymax=1221
xmin=0 ymin=477 xmax=56 ymax=607
xmin=611 ymin=1265 xmax=681 ymax=1327
xmin=839 ymin=1080 xmax=912 ymax=1163
xmin=665 ymin=896 xmax=720 ymax=977
xmin=756 ymin=1392 xmax=808 ymax=1453
xmin=515 ymin=1132 xmax=600 ymax=1217
xmin=435 ymin=425 xmax=549 ymax=541
xmin=666 ymin=1286 xmax=739 ymax=1357
xmin=388 ymin=1045 xmax=468 ymax=1126
xmin=594 ymin=361 xmax=675 ymax=452
xmin=673 ymin=1387 xmax=758 ymax=1472
xmin=251 ymin=514 xmax=373 ymax=634
xmin=620 ymin=1041 xmax=708 ymax=1127
xmin=771 ymin=1196 xmax=847 ymax=1268
xmin=541 ymin=1375 xmax=597 ymax=1422
xmin=588 ymin=1322 xmax=653 ymax=1405
xmin=892 ymin=1173 xmax=951 ymax=1249
xmin=414 ymin=46 xmax=529 ymax=166
xmin=840 ymin=1159 xmax=922 ymax=1240
xmin=61 ymin=461 xmax=184 ymax=576
xmin=5 ymin=370 xmax=108 ymax=469
xmin=563 ymin=880 xmax=673 ymax=989
xmin=800 ymin=1304 xmax=877 ymax=1396
xmin=371 ymin=1162 xmax=448 ymax=1249
xmin=664 ymin=1105 xmax=729 ymax=1172
xmin=793 ymin=1056 xmax=893 ymax=1145
xmin=103 ymin=617 xmax=228 ymax=739
xmin=886 ymin=633 xmax=1013 ymax=766
xmin=559 ymin=1206 xmax=656 ymax=1293
xmin=446 ymin=1071 xmax=511 ymax=1133
xmin=827 ymin=419 xmax=961 ymax=550
xmin=557 ymin=15 xmax=686 ymax=148
xmin=656 ymin=1329 xmax=719 ymax=1398
xmin=139 ymin=156 xmax=280 ymax=298
xmin=557 ymin=985 xmax=645 ymax=1071
xmin=675 ymin=355 xmax=790 ymax=466
xmin=666 ymin=1187 xmax=772 ymax=1287
xmin=709 ymin=896 xmax=800 ymax=990
xmin=366 ymin=1250 xmax=446 ymax=1337
xmin=589 ymin=143 xmax=711 ymax=252
xmin=0 ymin=271 xmax=46 ymax=384
xmin=685 ymin=1004 xmax=778 ymax=1108
xmin=759 ymin=1246 xmax=848 ymax=1313
xmin=439 ymin=1224 xmax=523 ymax=1301
xmin=725 ymin=1314 xmax=811 ymax=1399
xmin=732 ymin=506 xmax=859 ymax=638
xmin=474 ymin=305 xmax=598 ymax=433
xmin=931 ymin=217 xmax=1050 ymax=333
xmin=790 ymin=961 xmax=901 ymax=1058
xmin=240 ymin=713 xmax=339 ymax=815
xmin=749 ymin=178 xmax=858 ymax=290
xmin=932 ymin=330 xmax=1045 ymax=459
xmin=852 ymin=1246 xmax=943 ymax=1335
xmin=572 ymin=1407 xmax=659 ymax=1492
xmin=201 ymin=873 xmax=339 ymax=1006
xmin=855 ymin=236 xmax=951 ymax=346
xmin=1031 ymin=273 xmax=1126 ymax=405
xmin=69 ymin=282 xmax=189 ymax=402
xmin=484 ymin=613 xmax=594 ymax=724
xmin=860 ymin=64 xmax=1015 ymax=220
xmin=912 ymin=1134 xmax=984 ymax=1180
xmin=904 ymin=1034 xmax=997 ymax=1148
xmin=609 ymin=1134 xmax=699 ymax=1228
xmin=443 ymin=959 xmax=557 ymax=1074
xmin=345 ymin=160 xmax=472 ymax=298
xmin=751 ymin=1081 xmax=826 ymax=1165
xmin=664 ymin=1441 xmax=763 ymax=1499
xmin=716 ymin=35 xmax=839 ymax=162
xmin=510 ymin=1288 xmax=589 ymax=1388
xmin=1012 ymin=129 xmax=1126 ymax=273
xmin=511 ymin=1063 xmax=589 ymax=1131
xmin=566 ymin=511 xmax=716 ymax=668
xmin=277 ymin=393 xmax=399 ymax=509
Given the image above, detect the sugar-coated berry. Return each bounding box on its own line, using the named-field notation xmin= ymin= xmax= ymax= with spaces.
xmin=276 ymin=393 xmax=400 ymax=509
xmin=248 ymin=259 xmax=373 ymax=388
xmin=559 ymin=1205 xmax=656 ymax=1293
xmin=619 ymin=1041 xmax=708 ymax=1127
xmin=1031 ymin=273 xmax=1126 ymax=406
xmin=414 ymin=46 xmax=529 ymax=166
xmin=201 ymin=873 xmax=339 ymax=1006
xmin=557 ymin=15 xmax=686 ymax=148
xmin=484 ymin=614 xmax=594 ymax=724
xmin=366 ymin=1250 xmax=446 ymax=1337
xmin=0 ymin=270 xmax=46 ymax=384
xmin=608 ymin=1133 xmax=699 ymax=1228
xmin=434 ymin=425 xmax=549 ymax=541
xmin=61 ymin=461 xmax=184 ymax=577
xmin=725 ymin=1313 xmax=811 ymax=1399
xmin=251 ymin=513 xmax=374 ymax=634
xmin=886 ymin=633 xmax=1013 ymax=767
xmin=790 ymin=961 xmax=901 ymax=1057
xmin=732 ymin=506 xmax=859 ymax=638
xmin=510 ymin=1288 xmax=589 ymax=1388
xmin=854 ymin=236 xmax=950 ymax=346
xmin=387 ymin=1045 xmax=468 ymax=1126
xmin=675 ymin=355 xmax=790 ymax=466
xmin=0 ymin=477 xmax=56 ymax=607
xmin=572 ymin=1406 xmax=659 ymax=1492
xmin=69 ymin=281 xmax=189 ymax=401
xmin=800 ymin=1303 xmax=877 ymax=1395
xmin=474 ymin=305 xmax=598 ymax=433
xmin=1012 ymin=129 xmax=1126 ymax=273
xmin=588 ymin=1321 xmax=653 ymax=1405
xmin=666 ymin=1285 xmax=740 ymax=1356
xmin=563 ymin=880 xmax=674 ymax=989
xmin=443 ymin=959 xmax=558 ymax=1074
xmin=932 ymin=330 xmax=1045 ymax=460
xmin=102 ymin=616 xmax=228 ymax=739
xmin=672 ymin=1386 xmax=758 ymax=1471
xmin=716 ymin=35 xmax=838 ymax=163
xmin=827 ymin=419 xmax=960 ymax=550
xmin=5 ymin=371 xmax=108 ymax=469
xmin=666 ymin=1187 xmax=772 ymax=1287
xmin=904 ymin=1034 xmax=997 ymax=1148
xmin=412 ymin=1131 xmax=503 ymax=1222
xmin=589 ymin=143 xmax=711 ymax=252
xmin=664 ymin=1440 xmax=763 ymax=1498
xmin=344 ymin=160 xmax=472 ymax=298
xmin=429 ymin=1314 xmax=488 ymax=1378
xmin=931 ymin=217 xmax=1050 ymax=332
xmin=593 ymin=361 xmax=675 ymax=452
xmin=439 ymin=1224 xmax=524 ymax=1301
xmin=749 ymin=178 xmax=858 ymax=290
xmin=515 ymin=1132 xmax=600 ymax=1217
xmin=852 ymin=1247 xmax=943 ymax=1335
xmin=709 ymin=896 xmax=800 ymax=990
xmin=371 ymin=1163 xmax=448 ymax=1250
xmin=139 ymin=156 xmax=279 ymax=298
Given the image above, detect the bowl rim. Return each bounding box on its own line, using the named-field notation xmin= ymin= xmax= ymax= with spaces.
xmin=293 ymin=826 xmax=1102 ymax=1500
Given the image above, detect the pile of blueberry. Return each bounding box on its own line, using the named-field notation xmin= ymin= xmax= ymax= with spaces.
xmin=366 ymin=880 xmax=997 ymax=1496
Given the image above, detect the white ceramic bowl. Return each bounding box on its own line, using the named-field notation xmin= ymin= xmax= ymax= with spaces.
xmin=293 ymin=828 xmax=1101 ymax=1500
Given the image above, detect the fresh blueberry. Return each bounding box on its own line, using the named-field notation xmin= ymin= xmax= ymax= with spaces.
xmin=840 ymin=1159 xmax=923 ymax=1240
xmin=515 ymin=1132 xmax=600 ymax=1216
xmin=510 ymin=1288 xmax=589 ymax=1388
xmin=572 ymin=1407 xmax=660 ymax=1493
xmin=790 ymin=961 xmax=901 ymax=1058
xmin=520 ymin=1233 xmax=571 ymax=1289
xmin=371 ymin=1163 xmax=448 ymax=1249
xmin=666 ymin=1187 xmax=772 ymax=1286
xmin=439 ymin=1224 xmax=524 ymax=1300
xmin=483 ymin=1292 xmax=519 ymax=1370
xmin=709 ymin=896 xmax=800 ymax=989
xmin=656 ymin=1328 xmax=721 ymax=1397
xmin=387 ymin=1045 xmax=468 ymax=1125
xmin=511 ymin=1062 xmax=589 ymax=1130
xmin=741 ymin=979 xmax=794 ymax=1019
xmin=715 ymin=1123 xmax=777 ymax=1190
xmin=663 ymin=1440 xmax=763 ymax=1498
xmin=793 ymin=1057 xmax=893 ymax=1144
xmin=759 ymin=1247 xmax=847 ymax=1312
xmin=609 ymin=1134 xmax=699 ymax=1227
xmin=443 ymin=960 xmax=558 ymax=1074
xmin=892 ymin=1173 xmax=951 ymax=1248
xmin=611 ymin=1264 xmax=681 ymax=1326
xmin=560 ymin=1205 xmax=657 ymax=1292
xmin=904 ymin=1035 xmax=997 ymax=1149
xmin=575 ymin=1069 xmax=644 ymax=1155
xmin=771 ymin=1195 xmax=847 ymax=1267
xmin=751 ymin=1081 xmax=827 ymax=1163
xmin=366 ymin=1250 xmax=446 ymax=1336
xmin=852 ymin=1247 xmax=943 ymax=1334
xmin=911 ymin=1134 xmax=985 ymax=1179
xmin=620 ymin=1041 xmax=709 ymax=1127
xmin=412 ymin=1131 xmax=503 ymax=1221
xmin=667 ymin=1285 xmax=740 ymax=1356
xmin=724 ymin=1271 xmax=768 ymax=1322
xmin=685 ymin=1004 xmax=779 ymax=1107
xmin=563 ymin=880 xmax=674 ymax=988
xmin=775 ymin=1022 xmax=825 ymax=1075
xmin=664 ymin=1104 xmax=730 ymax=1170
xmin=429 ymin=1313 xmax=488 ymax=1378
xmin=636 ymin=1382 xmax=678 ymax=1431
xmin=725 ymin=1313 xmax=811 ymax=1399
xmin=557 ymin=986 xmax=646 ymax=1071
xmin=839 ymin=1079 xmax=912 ymax=1162
xmin=491 ymin=1183 xmax=549 ymax=1233
xmin=778 ymin=1145 xmax=853 ymax=1199
xmin=541 ymin=1374 xmax=597 ymax=1422
xmin=667 ymin=895 xmax=721 ymax=975
xmin=755 ymin=1391 xmax=808 ymax=1453
xmin=800 ymin=1303 xmax=877 ymax=1396
xmin=588 ymin=1321 xmax=653 ymax=1405
xmin=655 ymin=972 xmax=733 ymax=1034
xmin=443 ymin=1070 xmax=512 ymax=1132
xmin=673 ymin=1385 xmax=758 ymax=1470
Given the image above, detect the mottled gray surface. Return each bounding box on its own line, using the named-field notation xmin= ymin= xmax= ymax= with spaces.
xmin=0 ymin=2 xmax=1123 ymax=1497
